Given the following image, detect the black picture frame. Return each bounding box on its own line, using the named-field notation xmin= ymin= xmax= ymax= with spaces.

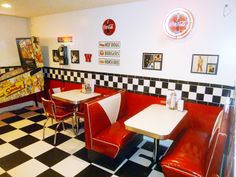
xmin=52 ymin=50 xmax=59 ymax=62
xmin=142 ymin=53 xmax=163 ymax=70
xmin=191 ymin=54 xmax=219 ymax=75
xmin=71 ymin=50 xmax=80 ymax=64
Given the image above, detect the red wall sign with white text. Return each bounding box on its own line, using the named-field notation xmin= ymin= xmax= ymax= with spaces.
xmin=164 ymin=8 xmax=194 ymax=39
xmin=102 ymin=19 xmax=116 ymax=36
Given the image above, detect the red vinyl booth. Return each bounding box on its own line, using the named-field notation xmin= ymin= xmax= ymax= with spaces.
xmin=161 ymin=105 xmax=230 ymax=177
xmin=83 ymin=90 xmax=135 ymax=158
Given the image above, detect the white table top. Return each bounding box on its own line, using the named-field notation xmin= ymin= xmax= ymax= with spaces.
xmin=52 ymin=89 xmax=101 ymax=104
xmin=124 ymin=104 xmax=187 ymax=140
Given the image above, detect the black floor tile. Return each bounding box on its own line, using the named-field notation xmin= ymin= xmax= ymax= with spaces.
xmin=48 ymin=122 xmax=73 ymax=131
xmin=141 ymin=141 xmax=154 ymax=152
xmin=34 ymin=108 xmax=44 ymax=113
xmin=73 ymin=148 xmax=90 ymax=163
xmin=35 ymin=148 xmax=70 ymax=167
xmin=0 ymin=125 xmax=16 ymax=134
xmin=29 ymin=115 xmax=47 ymax=122
xmin=74 ymin=164 xmax=112 ymax=177
xmin=0 ymin=150 xmax=31 ymax=171
xmin=9 ymin=135 xmax=39 ymax=149
xmin=43 ymin=133 xmax=71 ymax=146
xmin=115 ymin=161 xmax=152 ymax=177
xmin=37 ymin=169 xmax=64 ymax=177
xmin=75 ymin=132 xmax=85 ymax=142
xmin=1 ymin=116 xmax=24 ymax=124
xmin=0 ymin=173 xmax=11 ymax=177
xmin=10 ymin=108 xmax=29 ymax=115
xmin=0 ymin=138 xmax=6 ymax=145
xmin=20 ymin=123 xmax=43 ymax=133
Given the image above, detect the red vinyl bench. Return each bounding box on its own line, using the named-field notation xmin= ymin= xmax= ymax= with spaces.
xmin=161 ymin=106 xmax=230 ymax=177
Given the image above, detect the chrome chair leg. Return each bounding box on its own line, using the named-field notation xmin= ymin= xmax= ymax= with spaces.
xmin=54 ymin=121 xmax=62 ymax=145
xmin=43 ymin=117 xmax=50 ymax=139
xmin=62 ymin=122 xmax=65 ymax=131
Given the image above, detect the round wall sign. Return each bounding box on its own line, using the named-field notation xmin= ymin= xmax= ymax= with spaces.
xmin=164 ymin=8 xmax=194 ymax=39
xmin=102 ymin=19 xmax=116 ymax=36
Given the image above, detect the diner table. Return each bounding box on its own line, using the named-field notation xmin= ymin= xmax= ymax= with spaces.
xmin=124 ymin=104 xmax=187 ymax=162
xmin=52 ymin=89 xmax=101 ymax=133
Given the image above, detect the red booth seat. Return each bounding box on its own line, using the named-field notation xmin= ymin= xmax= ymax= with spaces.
xmin=161 ymin=106 xmax=230 ymax=177
xmin=84 ymin=90 xmax=135 ymax=158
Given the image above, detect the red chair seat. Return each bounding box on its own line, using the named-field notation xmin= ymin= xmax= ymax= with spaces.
xmin=161 ymin=129 xmax=210 ymax=177
xmin=54 ymin=108 xmax=74 ymax=120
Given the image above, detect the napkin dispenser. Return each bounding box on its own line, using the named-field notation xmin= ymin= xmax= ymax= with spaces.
xmin=82 ymin=79 xmax=94 ymax=93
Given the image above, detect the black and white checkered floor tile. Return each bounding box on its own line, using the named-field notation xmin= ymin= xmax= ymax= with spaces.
xmin=0 ymin=107 xmax=165 ymax=177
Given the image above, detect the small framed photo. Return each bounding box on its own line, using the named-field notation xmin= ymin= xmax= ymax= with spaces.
xmin=142 ymin=53 xmax=163 ymax=70
xmin=191 ymin=54 xmax=219 ymax=75
xmin=52 ymin=50 xmax=59 ymax=62
xmin=71 ymin=50 xmax=80 ymax=63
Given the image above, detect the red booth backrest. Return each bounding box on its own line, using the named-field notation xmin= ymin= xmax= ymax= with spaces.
xmin=84 ymin=90 xmax=127 ymax=149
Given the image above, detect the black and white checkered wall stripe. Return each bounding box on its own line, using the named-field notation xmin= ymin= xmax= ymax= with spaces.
xmin=43 ymin=67 xmax=235 ymax=107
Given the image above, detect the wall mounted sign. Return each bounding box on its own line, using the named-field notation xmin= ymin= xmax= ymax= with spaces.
xmin=99 ymin=50 xmax=120 ymax=57
xmin=191 ymin=54 xmax=219 ymax=75
xmin=71 ymin=50 xmax=80 ymax=64
xmin=57 ymin=36 xmax=72 ymax=43
xmin=164 ymin=8 xmax=194 ymax=39
xmin=84 ymin=53 xmax=92 ymax=62
xmin=99 ymin=41 xmax=120 ymax=48
xmin=102 ymin=19 xmax=116 ymax=36
xmin=99 ymin=58 xmax=120 ymax=66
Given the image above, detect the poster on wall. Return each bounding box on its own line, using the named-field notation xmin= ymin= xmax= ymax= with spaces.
xmin=52 ymin=50 xmax=59 ymax=62
xmin=191 ymin=54 xmax=219 ymax=75
xmin=16 ymin=38 xmax=36 ymax=68
xmin=0 ymin=69 xmax=44 ymax=104
xmin=71 ymin=50 xmax=80 ymax=63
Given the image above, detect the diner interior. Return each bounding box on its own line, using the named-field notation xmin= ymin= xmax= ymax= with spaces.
xmin=0 ymin=0 xmax=235 ymax=177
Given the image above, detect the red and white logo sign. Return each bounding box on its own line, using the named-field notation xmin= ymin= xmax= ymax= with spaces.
xmin=84 ymin=53 xmax=92 ymax=62
xmin=102 ymin=19 xmax=116 ymax=36
xmin=164 ymin=8 xmax=194 ymax=39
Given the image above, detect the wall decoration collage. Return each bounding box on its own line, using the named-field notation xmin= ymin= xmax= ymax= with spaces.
xmin=51 ymin=16 xmax=219 ymax=75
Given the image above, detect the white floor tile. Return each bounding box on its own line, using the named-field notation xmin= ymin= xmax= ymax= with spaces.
xmin=1 ymin=129 xmax=27 ymax=142
xmin=19 ymin=111 xmax=39 ymax=118
xmin=8 ymin=159 xmax=48 ymax=177
xmin=21 ymin=141 xmax=54 ymax=158
xmin=148 ymin=170 xmax=164 ymax=177
xmin=30 ymin=128 xmax=55 ymax=140
xmin=129 ymin=148 xmax=153 ymax=167
xmin=0 ymin=167 xmax=5 ymax=175
xmin=0 ymin=143 xmax=18 ymax=158
xmin=57 ymin=138 xmax=85 ymax=154
xmin=37 ymin=119 xmax=57 ymax=127
xmin=52 ymin=156 xmax=89 ymax=177
xmin=10 ymin=119 xmax=34 ymax=128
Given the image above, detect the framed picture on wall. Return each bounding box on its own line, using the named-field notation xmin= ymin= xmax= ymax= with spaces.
xmin=142 ymin=53 xmax=163 ymax=70
xmin=191 ymin=54 xmax=219 ymax=75
xmin=71 ymin=50 xmax=80 ymax=63
xmin=52 ymin=50 xmax=59 ymax=62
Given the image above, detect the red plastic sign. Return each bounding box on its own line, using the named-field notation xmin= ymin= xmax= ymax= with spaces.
xmin=84 ymin=54 xmax=92 ymax=62
xmin=102 ymin=19 xmax=116 ymax=36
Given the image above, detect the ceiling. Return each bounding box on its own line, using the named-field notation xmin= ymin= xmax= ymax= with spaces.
xmin=0 ymin=0 xmax=142 ymax=18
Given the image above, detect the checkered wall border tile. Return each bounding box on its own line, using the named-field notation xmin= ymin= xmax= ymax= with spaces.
xmin=0 ymin=66 xmax=21 ymax=75
xmin=44 ymin=67 xmax=235 ymax=107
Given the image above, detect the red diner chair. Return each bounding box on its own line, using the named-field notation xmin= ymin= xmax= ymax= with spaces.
xmin=41 ymin=97 xmax=75 ymax=145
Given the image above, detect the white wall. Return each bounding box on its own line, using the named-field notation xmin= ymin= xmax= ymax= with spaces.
xmin=30 ymin=0 xmax=236 ymax=86
xmin=0 ymin=15 xmax=29 ymax=66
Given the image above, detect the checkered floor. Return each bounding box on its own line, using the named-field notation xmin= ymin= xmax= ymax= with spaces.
xmin=0 ymin=106 xmax=165 ymax=177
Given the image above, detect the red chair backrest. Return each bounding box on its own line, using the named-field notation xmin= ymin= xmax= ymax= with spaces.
xmin=42 ymin=97 xmax=56 ymax=118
